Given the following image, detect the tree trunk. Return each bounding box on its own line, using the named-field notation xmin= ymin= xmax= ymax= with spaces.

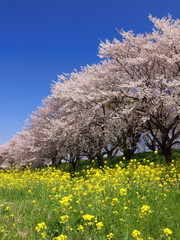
xmin=123 ymin=149 xmax=135 ymax=161
xmin=71 ymin=160 xmax=78 ymax=171
xmin=161 ymin=147 xmax=172 ymax=164
xmin=54 ymin=159 xmax=62 ymax=168
xmin=96 ymin=153 xmax=104 ymax=168
xmin=71 ymin=154 xmax=80 ymax=171
xmin=51 ymin=149 xmax=58 ymax=167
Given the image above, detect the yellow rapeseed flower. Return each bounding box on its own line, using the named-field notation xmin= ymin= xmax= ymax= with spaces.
xmin=132 ymin=229 xmax=141 ymax=238
xmin=119 ymin=218 xmax=125 ymax=222
xmin=85 ymin=221 xmax=94 ymax=226
xmin=35 ymin=222 xmax=47 ymax=232
xmin=107 ymin=232 xmax=115 ymax=239
xmin=53 ymin=234 xmax=68 ymax=240
xmin=59 ymin=195 xmax=72 ymax=207
xmin=59 ymin=215 xmax=69 ymax=223
xmin=77 ymin=225 xmax=84 ymax=231
xmin=111 ymin=198 xmax=119 ymax=205
xmin=82 ymin=214 xmax=95 ymax=221
xmin=119 ymin=188 xmax=127 ymax=196
xmin=139 ymin=205 xmax=152 ymax=218
xmin=5 ymin=206 xmax=10 ymax=211
xmin=41 ymin=232 xmax=47 ymax=239
xmin=96 ymin=222 xmax=104 ymax=230
xmin=163 ymin=228 xmax=172 ymax=236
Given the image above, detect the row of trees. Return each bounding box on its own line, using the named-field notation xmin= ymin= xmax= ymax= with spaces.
xmin=0 ymin=15 xmax=179 ymax=169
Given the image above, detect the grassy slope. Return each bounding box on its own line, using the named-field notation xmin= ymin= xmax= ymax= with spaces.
xmin=59 ymin=149 xmax=180 ymax=173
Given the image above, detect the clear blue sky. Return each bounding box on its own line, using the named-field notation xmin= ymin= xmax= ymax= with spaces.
xmin=0 ymin=0 xmax=179 ymax=145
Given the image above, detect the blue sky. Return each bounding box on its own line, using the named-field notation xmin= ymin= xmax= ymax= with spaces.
xmin=0 ymin=0 xmax=180 ymax=144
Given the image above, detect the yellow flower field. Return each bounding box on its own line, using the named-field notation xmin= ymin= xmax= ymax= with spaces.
xmin=0 ymin=159 xmax=179 ymax=239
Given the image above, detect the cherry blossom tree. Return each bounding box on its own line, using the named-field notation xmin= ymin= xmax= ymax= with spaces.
xmin=1 ymin=15 xmax=179 ymax=168
xmin=98 ymin=15 xmax=180 ymax=162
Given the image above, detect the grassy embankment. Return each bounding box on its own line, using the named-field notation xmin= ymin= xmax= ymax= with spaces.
xmin=0 ymin=149 xmax=179 ymax=240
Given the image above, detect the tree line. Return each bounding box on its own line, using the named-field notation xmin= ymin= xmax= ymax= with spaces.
xmin=0 ymin=15 xmax=179 ymax=169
